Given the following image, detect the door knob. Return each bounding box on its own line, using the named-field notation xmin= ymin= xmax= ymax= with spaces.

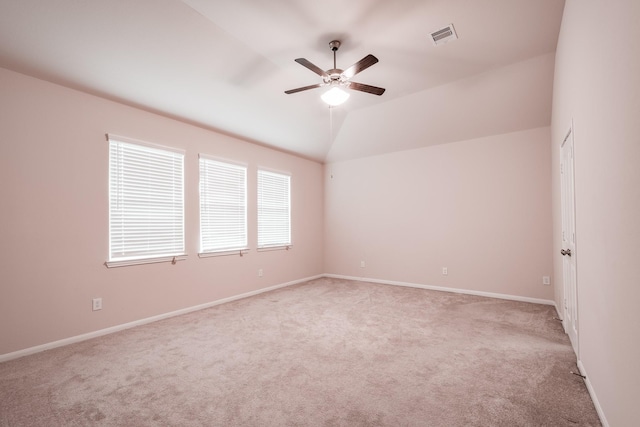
xmin=560 ymin=249 xmax=572 ymax=256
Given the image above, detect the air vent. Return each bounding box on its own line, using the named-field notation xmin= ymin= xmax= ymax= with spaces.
xmin=430 ymin=24 xmax=458 ymax=46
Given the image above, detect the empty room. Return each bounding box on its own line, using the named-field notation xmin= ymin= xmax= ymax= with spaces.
xmin=0 ymin=1 xmax=638 ymax=426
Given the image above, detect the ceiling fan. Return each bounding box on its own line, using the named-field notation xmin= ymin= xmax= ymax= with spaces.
xmin=284 ymin=40 xmax=385 ymax=103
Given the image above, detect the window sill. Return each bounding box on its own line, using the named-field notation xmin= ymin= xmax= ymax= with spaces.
xmin=198 ymin=249 xmax=250 ymax=258
xmin=257 ymin=245 xmax=292 ymax=252
xmin=105 ymin=255 xmax=187 ymax=268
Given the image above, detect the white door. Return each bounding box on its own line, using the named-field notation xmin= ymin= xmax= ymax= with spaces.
xmin=560 ymin=126 xmax=579 ymax=355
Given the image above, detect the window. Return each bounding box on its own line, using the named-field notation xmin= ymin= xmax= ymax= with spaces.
xmin=107 ymin=135 xmax=185 ymax=266
xmin=257 ymin=169 xmax=291 ymax=249
xmin=199 ymin=156 xmax=247 ymax=255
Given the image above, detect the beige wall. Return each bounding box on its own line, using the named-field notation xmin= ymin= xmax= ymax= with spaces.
xmin=0 ymin=67 xmax=324 ymax=356
xmin=325 ymin=127 xmax=553 ymax=301
xmin=551 ymin=1 xmax=640 ymax=425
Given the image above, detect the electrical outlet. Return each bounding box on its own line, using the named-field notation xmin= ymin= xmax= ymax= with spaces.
xmin=258 ymin=269 xmax=263 ymax=277
xmin=360 ymin=261 xmax=365 ymax=268
xmin=92 ymin=298 xmax=102 ymax=311
xmin=442 ymin=267 xmax=448 ymax=275
xmin=543 ymin=276 xmax=551 ymax=285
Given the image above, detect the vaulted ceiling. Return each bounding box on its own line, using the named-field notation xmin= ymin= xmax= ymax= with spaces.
xmin=0 ymin=0 xmax=565 ymax=162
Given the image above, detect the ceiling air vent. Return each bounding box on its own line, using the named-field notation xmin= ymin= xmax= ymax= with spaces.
xmin=430 ymin=24 xmax=458 ymax=46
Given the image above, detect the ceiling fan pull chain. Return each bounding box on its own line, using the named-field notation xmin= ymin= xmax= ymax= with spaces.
xmin=329 ymin=105 xmax=333 ymax=142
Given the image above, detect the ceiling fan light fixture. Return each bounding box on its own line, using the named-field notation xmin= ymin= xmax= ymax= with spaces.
xmin=321 ymin=87 xmax=350 ymax=106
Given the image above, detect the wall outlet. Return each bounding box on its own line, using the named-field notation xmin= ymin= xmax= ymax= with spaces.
xmin=92 ymin=298 xmax=102 ymax=311
xmin=360 ymin=261 xmax=366 ymax=268
xmin=543 ymin=276 xmax=551 ymax=285
xmin=258 ymin=268 xmax=263 ymax=277
xmin=442 ymin=267 xmax=448 ymax=275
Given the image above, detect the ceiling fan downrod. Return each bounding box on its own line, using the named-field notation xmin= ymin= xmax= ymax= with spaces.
xmin=329 ymin=40 xmax=340 ymax=70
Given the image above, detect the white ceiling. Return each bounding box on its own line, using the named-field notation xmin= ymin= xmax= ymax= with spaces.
xmin=0 ymin=0 xmax=565 ymax=163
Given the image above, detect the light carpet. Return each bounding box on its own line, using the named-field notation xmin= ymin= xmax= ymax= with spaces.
xmin=0 ymin=277 xmax=601 ymax=426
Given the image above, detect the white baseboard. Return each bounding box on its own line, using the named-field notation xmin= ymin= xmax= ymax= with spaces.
xmin=0 ymin=274 xmax=323 ymax=363
xmin=324 ymin=274 xmax=556 ymax=306
xmin=553 ymin=302 xmax=562 ymax=319
xmin=577 ymin=360 xmax=609 ymax=427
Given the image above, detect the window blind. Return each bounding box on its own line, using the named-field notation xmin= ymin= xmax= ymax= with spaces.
xmin=199 ymin=156 xmax=247 ymax=253
xmin=108 ymin=137 xmax=185 ymax=262
xmin=257 ymin=170 xmax=291 ymax=248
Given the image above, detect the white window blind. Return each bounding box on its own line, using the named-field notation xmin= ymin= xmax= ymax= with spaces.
xmin=257 ymin=170 xmax=291 ymax=249
xmin=108 ymin=136 xmax=185 ymax=263
xmin=199 ymin=156 xmax=247 ymax=254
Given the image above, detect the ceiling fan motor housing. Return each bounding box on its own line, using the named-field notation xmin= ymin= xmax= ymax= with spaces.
xmin=325 ymin=69 xmax=347 ymax=85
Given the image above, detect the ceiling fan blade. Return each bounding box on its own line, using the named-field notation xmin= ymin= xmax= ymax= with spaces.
xmin=348 ymin=82 xmax=386 ymax=96
xmin=284 ymin=83 xmax=324 ymax=94
xmin=342 ymin=54 xmax=379 ymax=79
xmin=294 ymin=58 xmax=329 ymax=78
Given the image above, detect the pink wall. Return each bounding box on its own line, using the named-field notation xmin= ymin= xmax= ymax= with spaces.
xmin=0 ymin=67 xmax=324 ymax=356
xmin=551 ymin=1 xmax=640 ymax=425
xmin=325 ymin=127 xmax=553 ymax=301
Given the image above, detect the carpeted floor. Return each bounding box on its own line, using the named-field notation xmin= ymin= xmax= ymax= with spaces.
xmin=0 ymin=277 xmax=601 ymax=426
